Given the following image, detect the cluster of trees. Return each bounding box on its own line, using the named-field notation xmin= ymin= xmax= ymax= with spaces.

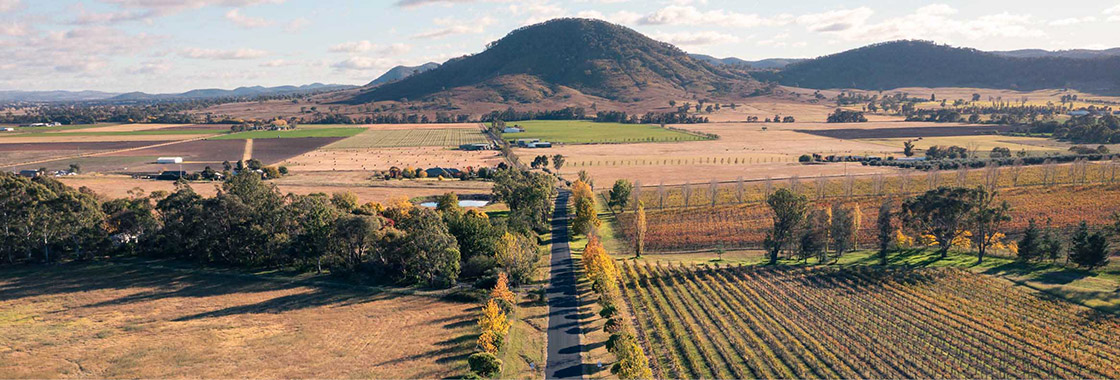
xmin=925 ymin=145 xmax=971 ymax=160
xmin=480 ymin=107 xmax=587 ymax=123
xmin=764 ymin=185 xmax=1113 ymax=267
xmin=1031 ymin=114 xmax=1120 ymax=143
xmin=583 ymin=236 xmax=652 ymax=379
xmin=826 ymin=109 xmax=868 ymax=123
xmin=316 ymin=112 xmax=473 ymax=125
xmin=529 ymin=155 xmax=565 ymax=172
xmin=761 ymin=189 xmax=862 ymax=264
xmin=1 ymin=168 xmax=553 ymax=288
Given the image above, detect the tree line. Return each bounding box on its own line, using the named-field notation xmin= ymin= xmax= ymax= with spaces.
xmin=0 ymin=168 xmax=557 ymax=289
xmin=763 ymin=186 xmax=1113 ymax=268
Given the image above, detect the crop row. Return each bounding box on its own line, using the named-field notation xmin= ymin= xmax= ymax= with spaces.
xmin=617 ymin=263 xmax=1120 ymax=379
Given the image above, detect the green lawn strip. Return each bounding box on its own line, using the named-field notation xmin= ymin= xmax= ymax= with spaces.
xmin=14 ymin=130 xmax=227 ymax=137
xmin=209 ymin=128 xmax=366 ymax=140
xmin=506 ymin=120 xmax=707 ymax=144
xmin=3 ymin=123 xmax=117 ymax=133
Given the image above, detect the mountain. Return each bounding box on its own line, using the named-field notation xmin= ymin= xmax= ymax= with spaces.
xmin=992 ymin=48 xmax=1120 ymax=59
xmin=368 ymin=63 xmax=440 ymax=86
xmin=347 ymin=18 xmax=753 ymax=104
xmin=689 ymin=54 xmax=804 ymax=70
xmin=0 ymin=90 xmax=120 ymax=102
xmin=107 ymin=83 xmax=356 ymax=102
xmin=773 ymin=40 xmax=1120 ymax=93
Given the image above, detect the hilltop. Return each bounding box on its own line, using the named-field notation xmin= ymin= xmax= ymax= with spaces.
xmin=346 ymin=18 xmax=755 ymax=104
xmin=772 ymin=40 xmax=1120 ymax=93
xmin=367 ymin=63 xmax=441 ymax=87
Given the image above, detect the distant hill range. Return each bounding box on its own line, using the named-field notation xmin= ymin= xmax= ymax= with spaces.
xmin=769 ymin=40 xmax=1120 ymax=93
xmin=689 ymin=54 xmax=804 ymax=70
xmin=0 ymin=83 xmax=355 ymax=103
xmin=347 ymin=18 xmax=754 ymax=104
xmin=991 ymin=48 xmax=1120 ymax=59
xmin=368 ymin=63 xmax=440 ymax=86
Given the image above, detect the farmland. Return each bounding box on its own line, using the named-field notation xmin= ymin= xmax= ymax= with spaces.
xmin=506 ymin=120 xmax=709 ymax=144
xmin=618 ymin=263 xmax=1120 ymax=379
xmin=326 ymin=128 xmax=487 ymax=149
xmin=210 ymin=127 xmax=365 ymax=140
xmin=0 ymin=261 xmax=477 ymax=379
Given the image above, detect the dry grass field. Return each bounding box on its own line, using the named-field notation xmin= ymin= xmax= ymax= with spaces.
xmin=327 ymin=128 xmax=488 ymax=149
xmin=0 ymin=261 xmax=477 ymax=379
xmin=283 ymin=147 xmax=503 ymax=172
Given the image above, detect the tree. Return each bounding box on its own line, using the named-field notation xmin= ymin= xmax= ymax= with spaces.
xmin=477 ymin=299 xmax=511 ymax=354
xmin=494 ymin=232 xmax=541 ymax=286
xmin=331 ymin=192 xmax=359 ymax=213
xmin=572 ymin=196 xmax=600 ymax=236
xmin=971 ymin=188 xmax=1011 ymax=264
xmin=902 ymin=187 xmax=980 ymax=259
xmin=763 ymin=188 xmax=809 ymax=265
xmin=490 ymin=272 xmax=516 ymax=305
xmin=531 ymin=155 xmax=549 ymax=169
xmin=800 ymin=208 xmax=828 ymax=262
xmin=388 ymin=209 xmax=461 ymax=287
xmin=552 ymin=154 xmax=566 ymax=172
xmin=330 ymin=214 xmax=390 ymax=272
xmin=436 ymin=192 xmax=460 ymax=214
xmin=829 ymin=204 xmax=856 ymax=259
xmin=634 ymin=201 xmax=647 ymax=258
xmin=903 ymin=140 xmax=915 ymax=157
xmin=1017 ymin=219 xmax=1042 ymax=262
xmin=1069 ymin=222 xmax=1110 ymax=269
xmin=876 ymin=199 xmax=893 ymax=265
xmin=608 ymin=179 xmax=633 ymax=213
xmin=611 ymin=333 xmax=653 ymax=380
xmin=289 ymin=194 xmax=339 ymax=273
xmin=468 ymin=352 xmax=502 ymax=378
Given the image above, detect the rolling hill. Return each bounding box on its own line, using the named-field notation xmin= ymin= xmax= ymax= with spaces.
xmin=346 ymin=18 xmax=754 ymax=104
xmin=109 ymin=83 xmax=355 ymax=102
xmin=773 ymin=40 xmax=1120 ymax=93
xmin=367 ymin=63 xmax=441 ymax=86
xmin=690 ymin=54 xmax=804 ymax=70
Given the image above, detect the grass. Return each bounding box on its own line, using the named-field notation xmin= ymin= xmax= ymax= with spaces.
xmin=210 ymin=128 xmax=366 ymax=140
xmin=2 ymin=123 xmax=117 ymax=133
xmin=0 ymin=259 xmax=478 ymax=378
xmin=857 ymin=135 xmax=1067 ymax=155
xmin=497 ymin=230 xmax=552 ymax=379
xmin=3 ymin=130 xmax=227 ymax=137
xmin=506 ymin=120 xmax=708 ymax=145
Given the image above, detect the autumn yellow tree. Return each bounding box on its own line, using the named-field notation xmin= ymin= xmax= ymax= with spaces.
xmin=572 ymin=179 xmax=594 ymax=201
xmin=490 ymin=272 xmax=516 ymax=305
xmin=477 ymin=299 xmax=511 ymax=354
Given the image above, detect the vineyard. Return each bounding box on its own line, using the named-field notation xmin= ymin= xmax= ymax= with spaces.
xmin=631 ymin=160 xmax=1120 ymax=209
xmin=618 ymin=262 xmax=1120 ymax=379
xmin=617 ymin=182 xmax=1120 ymax=253
xmin=326 ymin=128 xmax=488 ymax=149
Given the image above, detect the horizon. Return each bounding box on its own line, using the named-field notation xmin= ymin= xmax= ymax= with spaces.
xmin=2 ymin=0 xmax=1119 ymax=93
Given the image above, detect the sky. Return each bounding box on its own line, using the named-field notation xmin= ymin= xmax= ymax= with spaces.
xmin=2 ymin=0 xmax=1119 ymax=93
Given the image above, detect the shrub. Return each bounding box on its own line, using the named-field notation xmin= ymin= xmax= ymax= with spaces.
xmin=467 ymin=352 xmax=502 ymax=378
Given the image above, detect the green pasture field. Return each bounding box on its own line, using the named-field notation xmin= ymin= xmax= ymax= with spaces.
xmin=209 ymin=128 xmax=366 ymax=140
xmin=326 ymin=128 xmax=488 ymax=149
xmin=506 ymin=120 xmax=709 ymax=144
xmin=1 ymin=123 xmax=118 ymax=133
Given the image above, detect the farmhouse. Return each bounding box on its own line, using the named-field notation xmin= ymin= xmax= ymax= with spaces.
xmin=20 ymin=122 xmax=61 ymax=127
xmin=18 ymin=170 xmax=40 ymax=178
xmin=515 ymin=138 xmax=540 ymax=147
xmin=1068 ymin=110 xmax=1091 ymax=117
xmin=156 ymin=171 xmax=188 ymax=180
xmin=0 ymin=127 xmax=14 ymax=132
xmin=526 ymin=141 xmax=552 ymax=148
xmin=425 ymin=167 xmax=462 ymax=178
xmin=503 ymin=126 xmax=525 ymax=133
xmin=156 ymin=157 xmax=184 ymax=164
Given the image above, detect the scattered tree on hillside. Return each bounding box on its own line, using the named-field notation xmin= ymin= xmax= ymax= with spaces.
xmin=609 ymin=179 xmax=633 ymax=213
xmin=876 ymin=199 xmax=894 ymax=265
xmin=1069 ymin=222 xmax=1110 ymax=269
xmin=971 ymin=188 xmax=1011 ymax=264
xmin=902 ymin=187 xmax=980 ymax=259
xmin=634 ymin=201 xmax=647 ymax=258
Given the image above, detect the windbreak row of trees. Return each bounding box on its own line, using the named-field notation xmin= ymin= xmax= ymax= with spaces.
xmin=0 ymin=168 xmax=557 ymax=289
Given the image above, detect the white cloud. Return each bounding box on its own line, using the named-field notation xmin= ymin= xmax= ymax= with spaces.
xmin=132 ymin=60 xmax=171 ymax=74
xmin=1107 ymin=4 xmax=1120 ymax=22
xmin=508 ymin=2 xmax=566 ymax=25
xmin=330 ymin=40 xmax=376 ymax=53
xmin=0 ymin=0 xmax=22 ymax=13
xmin=1049 ymin=16 xmax=1097 ymax=26
xmin=260 ymin=59 xmax=297 ymax=67
xmin=0 ymin=21 xmax=28 ymax=36
xmin=797 ymin=4 xmax=1044 ymax=42
xmin=639 ymin=5 xmax=791 ymax=28
xmin=225 ymin=8 xmax=272 ymax=28
xmin=331 ymin=56 xmax=396 ymax=71
xmin=650 ymin=30 xmax=739 ymax=46
xmin=412 ymin=16 xmax=494 ymax=39
xmin=181 ymin=47 xmax=268 ymax=59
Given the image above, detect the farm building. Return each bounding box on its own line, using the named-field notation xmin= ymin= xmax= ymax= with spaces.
xmin=515 ymin=138 xmax=540 ymax=147
xmin=156 ymin=157 xmax=184 ymax=164
xmin=0 ymin=127 xmax=14 ymax=132
xmin=1068 ymin=110 xmax=1091 ymax=117
xmin=459 ymin=143 xmax=491 ymax=151
xmin=17 ymin=170 xmax=40 ymax=178
xmin=425 ymin=167 xmax=462 ymax=178
xmin=526 ymin=142 xmax=552 ymax=148
xmin=503 ymin=126 xmax=525 ymax=133
xmin=156 ymin=171 xmax=188 ymax=180
xmin=20 ymin=122 xmax=61 ymax=127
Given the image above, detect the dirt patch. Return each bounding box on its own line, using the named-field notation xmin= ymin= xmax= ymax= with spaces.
xmin=251 ymin=137 xmax=346 ymax=164
xmin=283 ymin=147 xmax=504 ymax=172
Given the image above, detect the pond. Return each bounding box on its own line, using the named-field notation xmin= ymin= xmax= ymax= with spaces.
xmin=419 ymin=200 xmax=491 ymax=208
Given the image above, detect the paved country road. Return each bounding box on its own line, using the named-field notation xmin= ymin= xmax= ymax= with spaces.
xmin=545 ymin=190 xmax=584 ymax=379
